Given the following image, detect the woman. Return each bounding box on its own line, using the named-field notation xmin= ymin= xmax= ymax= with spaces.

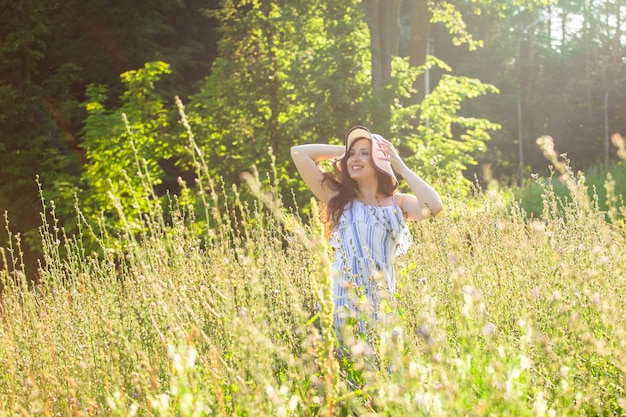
xmin=291 ymin=126 xmax=443 ymax=340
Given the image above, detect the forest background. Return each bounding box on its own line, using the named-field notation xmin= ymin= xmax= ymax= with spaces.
xmin=1 ymin=0 xmax=625 ymax=279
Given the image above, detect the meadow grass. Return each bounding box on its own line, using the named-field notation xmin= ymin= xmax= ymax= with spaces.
xmin=1 ymin=138 xmax=626 ymax=416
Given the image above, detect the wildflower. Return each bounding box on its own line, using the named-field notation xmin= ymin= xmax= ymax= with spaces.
xmin=482 ymin=322 xmax=496 ymax=337
xmin=417 ymin=326 xmax=431 ymax=344
xmin=350 ymin=340 xmax=368 ymax=356
xmin=531 ymin=287 xmax=540 ymax=299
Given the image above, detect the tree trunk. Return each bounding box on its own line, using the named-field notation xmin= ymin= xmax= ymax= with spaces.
xmin=408 ymin=0 xmax=431 ymax=104
xmin=584 ymin=0 xmax=592 ymax=117
xmin=365 ymin=0 xmax=401 ymax=126
xmin=614 ymin=0 xmax=622 ymax=70
xmin=366 ymin=0 xmax=383 ymax=92
xmin=365 ymin=0 xmax=401 ymax=89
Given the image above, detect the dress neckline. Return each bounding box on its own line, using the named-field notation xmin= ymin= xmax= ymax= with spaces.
xmin=353 ymin=199 xmax=396 ymax=209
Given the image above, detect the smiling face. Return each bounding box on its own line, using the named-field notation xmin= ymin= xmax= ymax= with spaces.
xmin=346 ymin=138 xmax=376 ymax=181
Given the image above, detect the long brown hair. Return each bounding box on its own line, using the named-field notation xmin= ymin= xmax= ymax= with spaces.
xmin=321 ymin=144 xmax=397 ymax=235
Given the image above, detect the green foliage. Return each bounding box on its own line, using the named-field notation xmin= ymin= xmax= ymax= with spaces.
xmin=53 ymin=0 xmax=516 ymax=246
xmin=0 ymin=0 xmax=80 ymax=271
xmin=80 ymin=61 xmax=181 ymax=237
xmin=186 ymin=0 xmax=504 ymax=211
xmin=431 ymin=1 xmax=484 ymax=50
xmin=460 ymin=0 xmax=557 ymax=16
xmin=189 ymin=0 xmax=372 ymax=212
xmin=389 ymin=56 xmax=501 ymax=197
xmin=5 ymin=0 xmax=623 ymax=285
xmin=517 ymin=160 xmax=626 ymax=224
xmin=0 ymin=0 xmax=220 ymax=278
xmin=0 ymin=0 xmax=50 ymax=81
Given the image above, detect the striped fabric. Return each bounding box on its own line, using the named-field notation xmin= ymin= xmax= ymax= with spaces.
xmin=330 ymin=199 xmax=412 ymax=339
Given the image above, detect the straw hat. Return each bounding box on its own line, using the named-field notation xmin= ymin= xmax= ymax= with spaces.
xmin=334 ymin=125 xmax=398 ymax=189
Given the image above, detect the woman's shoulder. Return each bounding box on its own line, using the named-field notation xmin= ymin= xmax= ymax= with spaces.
xmin=392 ymin=192 xmax=417 ymax=208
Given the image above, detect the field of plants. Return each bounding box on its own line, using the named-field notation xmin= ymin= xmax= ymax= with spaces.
xmin=1 ymin=140 xmax=626 ymax=416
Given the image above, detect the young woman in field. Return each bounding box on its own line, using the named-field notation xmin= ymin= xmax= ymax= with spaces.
xmin=291 ymin=125 xmax=443 ymax=342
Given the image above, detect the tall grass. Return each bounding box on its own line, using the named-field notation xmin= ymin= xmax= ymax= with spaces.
xmin=1 ymin=131 xmax=626 ymax=416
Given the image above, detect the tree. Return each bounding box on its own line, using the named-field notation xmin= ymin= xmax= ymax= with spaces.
xmin=388 ymin=56 xmax=500 ymax=195
xmin=365 ymin=0 xmax=488 ymax=121
xmin=0 ymin=0 xmax=80 ymax=275
xmin=80 ymin=62 xmax=182 ymax=237
xmin=525 ymin=0 xmax=626 ymax=171
xmin=188 ymin=0 xmax=373 ymax=212
xmin=0 ymin=0 xmax=222 ymax=278
xmin=185 ymin=0 xmax=542 ymax=204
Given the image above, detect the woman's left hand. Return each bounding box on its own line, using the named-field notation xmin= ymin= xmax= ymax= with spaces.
xmin=376 ymin=138 xmax=407 ymax=173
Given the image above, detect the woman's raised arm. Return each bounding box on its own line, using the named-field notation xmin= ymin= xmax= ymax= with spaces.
xmin=374 ymin=138 xmax=443 ymax=221
xmin=290 ymin=144 xmax=344 ymax=204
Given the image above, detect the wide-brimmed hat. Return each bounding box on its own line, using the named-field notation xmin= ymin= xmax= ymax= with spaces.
xmin=334 ymin=125 xmax=398 ymax=189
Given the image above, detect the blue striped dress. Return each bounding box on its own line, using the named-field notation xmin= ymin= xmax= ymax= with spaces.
xmin=330 ymin=199 xmax=412 ymax=338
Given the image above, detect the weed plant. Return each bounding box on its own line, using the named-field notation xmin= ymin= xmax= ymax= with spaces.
xmin=517 ymin=134 xmax=626 ymax=224
xmin=1 ymin=129 xmax=625 ymax=416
